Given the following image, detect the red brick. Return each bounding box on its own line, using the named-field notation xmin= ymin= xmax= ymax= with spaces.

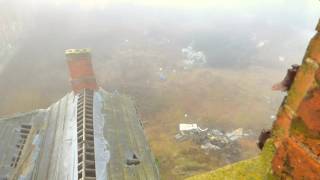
xmin=67 ymin=59 xmax=95 ymax=79
xmin=272 ymin=138 xmax=320 ymax=179
xmin=306 ymin=33 xmax=320 ymax=63
xmin=65 ymin=50 xmax=98 ymax=92
xmin=297 ymin=89 xmax=320 ymax=132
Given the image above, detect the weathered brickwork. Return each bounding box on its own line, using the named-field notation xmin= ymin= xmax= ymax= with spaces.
xmin=272 ymin=138 xmax=320 ymax=179
xmin=65 ymin=49 xmax=98 ymax=92
xmin=271 ymin=20 xmax=320 ymax=178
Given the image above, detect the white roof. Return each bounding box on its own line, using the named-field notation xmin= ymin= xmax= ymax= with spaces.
xmin=179 ymin=123 xmax=198 ymax=131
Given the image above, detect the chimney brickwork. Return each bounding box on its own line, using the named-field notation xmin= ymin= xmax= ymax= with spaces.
xmin=65 ymin=49 xmax=98 ymax=93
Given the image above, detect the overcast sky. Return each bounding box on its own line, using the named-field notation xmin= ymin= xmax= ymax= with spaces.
xmin=1 ymin=0 xmax=319 ymax=69
xmin=26 ymin=0 xmax=319 ymax=9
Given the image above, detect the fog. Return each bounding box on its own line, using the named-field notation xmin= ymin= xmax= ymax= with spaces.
xmin=0 ymin=0 xmax=319 ymax=179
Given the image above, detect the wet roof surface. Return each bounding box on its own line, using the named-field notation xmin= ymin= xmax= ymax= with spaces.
xmin=0 ymin=90 xmax=159 ymax=180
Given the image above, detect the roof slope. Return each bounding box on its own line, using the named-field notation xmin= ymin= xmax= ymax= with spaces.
xmin=99 ymin=90 xmax=159 ymax=180
xmin=0 ymin=89 xmax=159 ymax=180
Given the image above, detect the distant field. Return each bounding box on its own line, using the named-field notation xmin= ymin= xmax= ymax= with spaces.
xmin=0 ymin=40 xmax=286 ymax=179
xmin=140 ymin=67 xmax=283 ymax=179
xmin=102 ymin=66 xmax=284 ymax=179
xmin=0 ymin=63 xmax=285 ymax=179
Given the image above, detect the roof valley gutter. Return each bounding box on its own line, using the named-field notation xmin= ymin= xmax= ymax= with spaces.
xmin=93 ymin=90 xmax=110 ymax=180
xmin=64 ymin=93 xmax=78 ymax=180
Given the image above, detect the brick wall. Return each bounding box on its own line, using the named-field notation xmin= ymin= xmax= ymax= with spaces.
xmin=271 ymin=19 xmax=320 ymax=179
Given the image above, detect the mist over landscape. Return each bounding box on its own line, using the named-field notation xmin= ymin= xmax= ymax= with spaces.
xmin=0 ymin=0 xmax=319 ymax=179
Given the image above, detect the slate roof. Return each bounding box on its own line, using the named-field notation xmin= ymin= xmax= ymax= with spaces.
xmin=0 ymin=89 xmax=160 ymax=180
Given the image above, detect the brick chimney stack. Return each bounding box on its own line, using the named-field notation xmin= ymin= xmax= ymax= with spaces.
xmin=65 ymin=49 xmax=98 ymax=93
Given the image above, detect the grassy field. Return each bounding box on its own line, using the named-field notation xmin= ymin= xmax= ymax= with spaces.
xmin=0 ymin=61 xmax=285 ymax=179
xmin=101 ymin=66 xmax=284 ymax=179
